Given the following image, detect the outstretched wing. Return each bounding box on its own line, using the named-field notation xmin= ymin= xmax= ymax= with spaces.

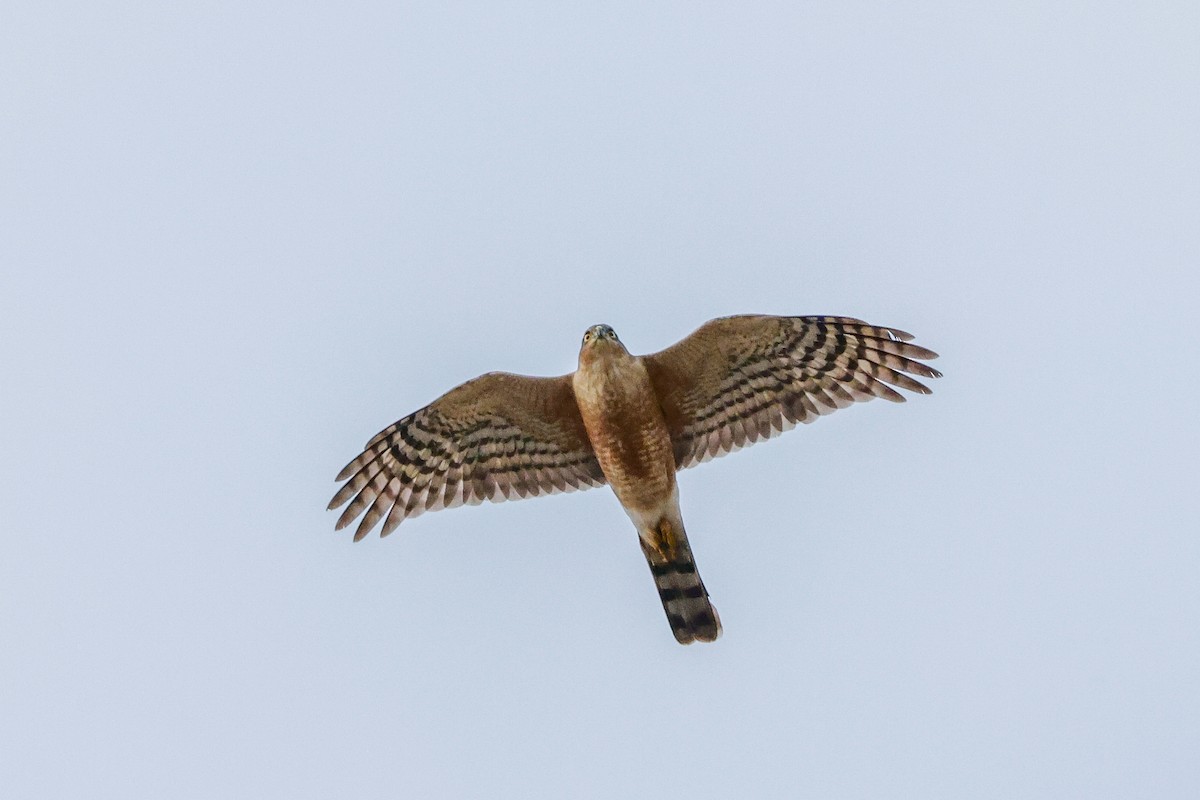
xmin=329 ymin=372 xmax=606 ymax=540
xmin=642 ymin=315 xmax=941 ymax=470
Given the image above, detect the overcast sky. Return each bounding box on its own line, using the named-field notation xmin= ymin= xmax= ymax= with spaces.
xmin=2 ymin=2 xmax=1197 ymax=798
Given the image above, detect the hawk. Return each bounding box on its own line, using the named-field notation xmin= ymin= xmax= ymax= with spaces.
xmin=329 ymin=315 xmax=940 ymax=644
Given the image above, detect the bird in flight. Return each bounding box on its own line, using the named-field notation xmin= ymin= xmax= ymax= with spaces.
xmin=329 ymin=315 xmax=940 ymax=644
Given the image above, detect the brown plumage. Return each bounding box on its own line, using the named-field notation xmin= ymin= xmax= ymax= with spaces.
xmin=329 ymin=315 xmax=940 ymax=644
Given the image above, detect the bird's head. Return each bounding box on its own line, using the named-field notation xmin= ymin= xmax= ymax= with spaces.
xmin=578 ymin=324 xmax=626 ymax=363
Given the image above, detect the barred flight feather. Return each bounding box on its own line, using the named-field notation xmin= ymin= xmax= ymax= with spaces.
xmin=329 ymin=372 xmax=606 ymax=540
xmin=642 ymin=315 xmax=940 ymax=471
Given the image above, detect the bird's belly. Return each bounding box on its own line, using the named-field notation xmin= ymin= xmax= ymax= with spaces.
xmin=576 ymin=376 xmax=681 ymax=513
xmin=589 ymin=415 xmax=675 ymax=512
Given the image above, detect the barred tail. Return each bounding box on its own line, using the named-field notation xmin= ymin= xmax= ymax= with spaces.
xmin=641 ymin=518 xmax=722 ymax=644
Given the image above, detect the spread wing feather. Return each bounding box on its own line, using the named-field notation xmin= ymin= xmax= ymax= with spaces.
xmin=329 ymin=372 xmax=606 ymax=540
xmin=642 ymin=315 xmax=941 ymax=470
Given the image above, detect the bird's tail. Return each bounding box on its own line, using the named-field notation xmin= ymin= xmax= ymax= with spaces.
xmin=640 ymin=517 xmax=721 ymax=644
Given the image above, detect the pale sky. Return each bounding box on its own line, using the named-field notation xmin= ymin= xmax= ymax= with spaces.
xmin=2 ymin=2 xmax=1197 ymax=798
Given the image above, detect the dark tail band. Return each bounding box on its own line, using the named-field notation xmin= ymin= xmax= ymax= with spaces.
xmin=641 ymin=519 xmax=721 ymax=644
